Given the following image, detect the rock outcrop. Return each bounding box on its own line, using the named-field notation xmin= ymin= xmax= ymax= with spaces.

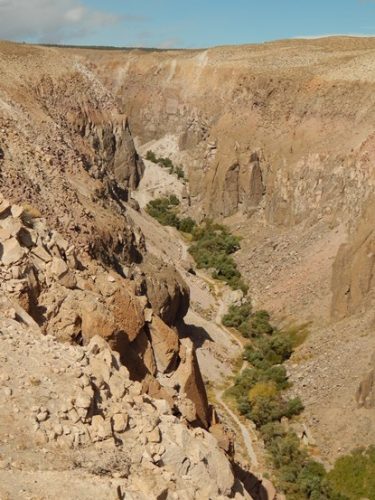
xmin=0 ymin=318 xmax=250 ymax=499
xmin=331 ymin=196 xmax=375 ymax=320
xmin=0 ymin=193 xmax=212 ymax=430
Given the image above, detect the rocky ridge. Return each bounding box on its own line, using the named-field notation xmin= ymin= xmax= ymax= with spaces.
xmin=76 ymin=38 xmax=375 ymax=460
xmin=0 ymin=190 xmax=259 ymax=498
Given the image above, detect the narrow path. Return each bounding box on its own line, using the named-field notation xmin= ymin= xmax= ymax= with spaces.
xmin=130 ymin=208 xmax=261 ymax=468
xmin=194 ymin=268 xmax=259 ymax=467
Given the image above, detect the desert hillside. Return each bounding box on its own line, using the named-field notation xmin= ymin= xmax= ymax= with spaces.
xmin=78 ymin=37 xmax=375 ymax=460
xmin=0 ymin=38 xmax=375 ymax=499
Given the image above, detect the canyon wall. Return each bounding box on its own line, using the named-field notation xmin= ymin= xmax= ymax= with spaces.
xmin=81 ymin=38 xmax=375 ymax=321
xmin=0 ymin=41 xmax=211 ymax=429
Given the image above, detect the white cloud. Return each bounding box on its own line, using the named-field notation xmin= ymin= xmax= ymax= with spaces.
xmin=0 ymin=0 xmax=120 ymax=43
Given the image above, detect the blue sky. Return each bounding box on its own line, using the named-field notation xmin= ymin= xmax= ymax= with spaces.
xmin=1 ymin=0 xmax=375 ymax=47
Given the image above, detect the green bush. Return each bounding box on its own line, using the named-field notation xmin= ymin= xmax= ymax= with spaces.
xmin=175 ymin=166 xmax=185 ymax=179
xmin=146 ymin=196 xmax=180 ymax=228
xmin=178 ymin=216 xmax=196 ymax=234
xmin=145 ymin=151 xmax=185 ymax=178
xmin=168 ymin=194 xmax=180 ymax=206
xmin=327 ymin=447 xmax=375 ymax=500
xmin=222 ymin=301 xmax=252 ymax=335
xmin=250 ymin=310 xmax=274 ymax=336
xmin=239 ymin=393 xmax=303 ymax=427
xmin=244 ymin=333 xmax=293 ymax=370
xmin=189 ymin=220 xmax=246 ymax=291
xmin=260 ymin=423 xmax=341 ymax=500
xmin=222 ymin=305 xmax=275 ymax=338
xmin=146 ymin=150 xmax=158 ymax=163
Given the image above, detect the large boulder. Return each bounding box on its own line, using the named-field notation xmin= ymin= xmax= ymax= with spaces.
xmin=141 ymin=255 xmax=189 ymax=326
xmin=171 ymin=338 xmax=210 ymax=428
xmin=149 ymin=315 xmax=180 ymax=373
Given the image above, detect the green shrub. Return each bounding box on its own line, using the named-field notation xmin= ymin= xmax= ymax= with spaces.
xmin=231 ymin=366 xmax=289 ymax=401
xmin=178 ymin=216 xmax=196 ymax=234
xmin=244 ymin=333 xmax=293 ymax=370
xmin=260 ymin=423 xmax=340 ymax=500
xmin=158 ymin=157 xmax=174 ymax=171
xmin=222 ymin=305 xmax=275 ymax=338
xmin=248 ymin=381 xmax=278 ymax=401
xmin=188 ymin=220 xmax=245 ymax=291
xmin=250 ymin=310 xmax=274 ymax=336
xmin=146 ymin=196 xmax=180 ymax=228
xmin=222 ymin=301 xmax=252 ymax=334
xmin=145 ymin=151 xmax=184 ymax=178
xmin=175 ymin=166 xmax=185 ymax=179
xmin=168 ymin=194 xmax=180 ymax=206
xmin=146 ymin=150 xmax=158 ymax=163
xmin=240 ymin=393 xmax=303 ymax=427
xmin=327 ymin=447 xmax=375 ymax=500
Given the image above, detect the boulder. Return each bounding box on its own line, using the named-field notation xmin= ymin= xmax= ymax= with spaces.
xmin=0 ymin=237 xmax=25 ymax=266
xmin=141 ymin=255 xmax=189 ymax=326
xmin=171 ymin=338 xmax=210 ymax=428
xmin=149 ymin=315 xmax=180 ymax=373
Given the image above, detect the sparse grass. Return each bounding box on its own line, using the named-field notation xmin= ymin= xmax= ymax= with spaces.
xmin=282 ymin=322 xmax=311 ymax=348
xmin=22 ymin=203 xmax=42 ymax=224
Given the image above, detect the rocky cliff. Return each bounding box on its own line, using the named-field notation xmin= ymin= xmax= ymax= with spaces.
xmin=75 ymin=38 xmax=375 ymax=461
xmin=0 ymin=42 xmax=254 ymax=499
xmin=2 ymin=36 xmax=375 ymax=491
xmin=79 ymin=39 xmax=375 ymax=323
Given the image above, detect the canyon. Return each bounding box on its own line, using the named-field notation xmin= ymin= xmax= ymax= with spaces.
xmin=0 ymin=36 xmax=375 ymax=498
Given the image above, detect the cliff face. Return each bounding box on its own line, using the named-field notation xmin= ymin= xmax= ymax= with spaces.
xmin=86 ymin=39 xmax=375 ymax=225
xmin=0 ymin=42 xmax=211 ymax=431
xmin=331 ymin=196 xmax=375 ymax=320
xmin=76 ymin=39 xmax=375 ymax=460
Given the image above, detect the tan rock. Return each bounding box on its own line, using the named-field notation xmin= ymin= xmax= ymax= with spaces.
xmin=112 ymin=413 xmax=129 ymax=433
xmin=1 ymin=217 xmax=22 ymax=237
xmin=31 ymin=245 xmax=52 ymax=263
xmin=0 ymin=198 xmax=10 ymax=216
xmin=0 ymin=237 xmax=25 ymax=266
xmin=141 ymin=255 xmax=189 ymax=326
xmin=108 ymin=372 xmax=126 ymax=400
xmin=147 ymin=426 xmax=161 ymax=443
xmin=209 ymin=423 xmax=233 ymax=454
xmin=58 ymin=270 xmax=77 ymax=289
xmin=0 ymin=226 xmax=11 ymax=241
xmin=90 ymin=415 xmax=112 ymax=441
xmin=11 ymin=204 xmax=24 ymax=218
xmin=50 ymin=257 xmax=68 ymax=278
xmin=149 ymin=315 xmax=179 ymax=373
xmin=171 ymin=338 xmax=210 ymax=428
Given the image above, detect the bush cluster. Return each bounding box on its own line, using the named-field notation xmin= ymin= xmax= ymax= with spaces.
xmin=244 ymin=334 xmax=293 ymax=370
xmin=189 ymin=220 xmax=248 ymax=292
xmin=145 ymin=196 xmax=196 ymax=234
xmin=327 ymin=446 xmax=375 ymax=500
xmin=222 ymin=302 xmax=274 ymax=338
xmin=259 ymin=423 xmax=342 ymax=500
xmin=146 ymin=150 xmax=185 ymax=179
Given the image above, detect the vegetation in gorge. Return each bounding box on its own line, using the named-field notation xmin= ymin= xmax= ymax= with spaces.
xmin=223 ymin=303 xmax=347 ymax=499
xmin=189 ymin=220 xmax=248 ymax=292
xmin=145 ymin=196 xmax=196 ymax=233
xmin=146 ymin=150 xmax=185 ymax=179
xmin=145 ymin=199 xmax=247 ymax=292
xmin=326 ymin=447 xmax=375 ymax=500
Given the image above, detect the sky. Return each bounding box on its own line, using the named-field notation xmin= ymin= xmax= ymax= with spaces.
xmin=1 ymin=0 xmax=375 ymax=48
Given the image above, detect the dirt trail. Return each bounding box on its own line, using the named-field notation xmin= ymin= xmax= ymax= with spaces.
xmin=194 ymin=269 xmax=259 ymax=467
xmin=129 ymin=171 xmax=260 ymax=467
xmin=175 ymin=238 xmax=259 ymax=466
